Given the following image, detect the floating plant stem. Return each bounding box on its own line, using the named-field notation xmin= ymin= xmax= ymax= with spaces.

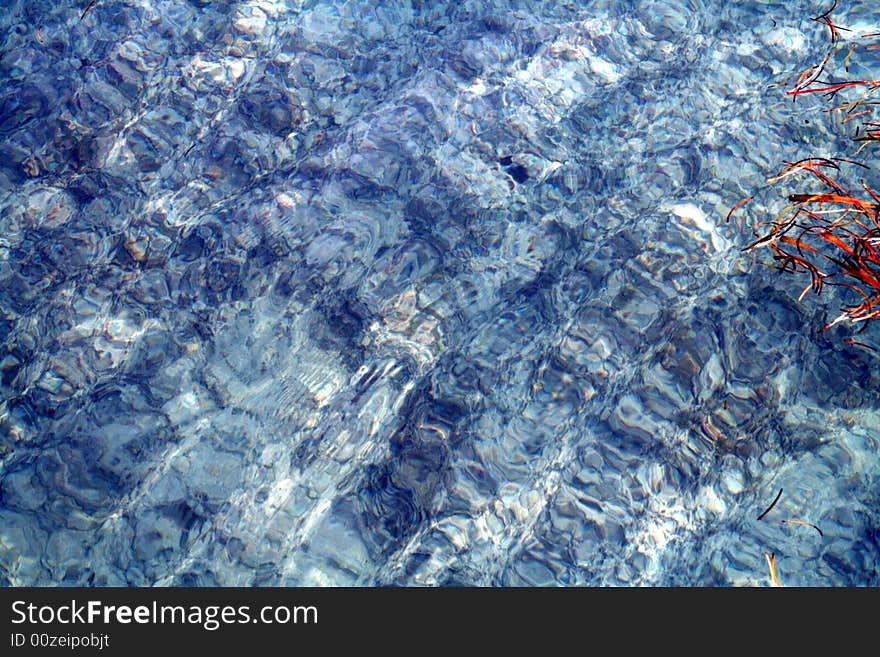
xmin=757 ymin=488 xmax=783 ymax=521
xmin=811 ymin=0 xmax=848 ymax=42
xmin=781 ymin=519 xmax=824 ymax=537
xmin=726 ymin=196 xmax=753 ymax=222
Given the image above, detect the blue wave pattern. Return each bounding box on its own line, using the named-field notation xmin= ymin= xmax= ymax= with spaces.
xmin=1 ymin=0 xmax=878 ymax=586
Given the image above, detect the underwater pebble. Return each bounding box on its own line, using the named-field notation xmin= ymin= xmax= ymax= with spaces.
xmin=721 ymin=470 xmax=745 ymax=496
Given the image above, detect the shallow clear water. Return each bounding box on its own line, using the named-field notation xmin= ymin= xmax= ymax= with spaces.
xmin=1 ymin=0 xmax=878 ymax=586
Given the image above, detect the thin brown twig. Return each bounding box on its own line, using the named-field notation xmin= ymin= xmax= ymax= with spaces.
xmin=781 ymin=519 xmax=825 ymax=537
xmin=726 ymin=196 xmax=753 ymax=223
xmin=81 ymin=0 xmax=98 ymax=20
xmin=757 ymin=488 xmax=783 ymax=521
xmin=764 ymin=553 xmax=782 ymax=587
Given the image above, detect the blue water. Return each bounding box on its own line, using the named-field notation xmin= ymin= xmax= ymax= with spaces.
xmin=1 ymin=0 xmax=878 ymax=586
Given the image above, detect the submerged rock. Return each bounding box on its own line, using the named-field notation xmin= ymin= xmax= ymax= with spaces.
xmin=0 ymin=0 xmax=877 ymax=587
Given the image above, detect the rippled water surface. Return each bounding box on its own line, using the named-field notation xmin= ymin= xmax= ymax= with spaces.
xmin=1 ymin=0 xmax=879 ymax=586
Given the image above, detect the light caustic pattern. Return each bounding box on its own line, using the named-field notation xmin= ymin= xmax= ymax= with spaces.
xmin=0 ymin=0 xmax=878 ymax=587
